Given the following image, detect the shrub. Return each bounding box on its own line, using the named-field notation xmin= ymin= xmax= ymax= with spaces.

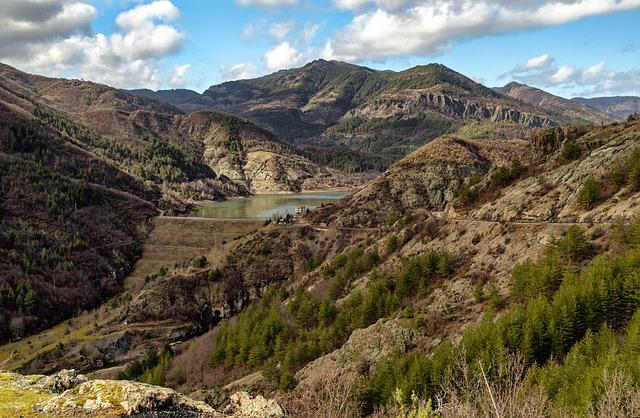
xmin=562 ymin=139 xmax=582 ymax=161
xmin=192 ymin=255 xmax=208 ymax=268
xmin=384 ymin=234 xmax=399 ymax=254
xmin=578 ymin=177 xmax=603 ymax=209
xmin=491 ymin=159 xmax=524 ymax=187
xmin=628 ymin=148 xmax=640 ymax=191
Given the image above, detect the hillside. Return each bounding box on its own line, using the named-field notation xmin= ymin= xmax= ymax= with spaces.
xmin=0 ymin=63 xmax=337 ymax=197
xmin=0 ymin=85 xmax=159 ymax=341
xmin=497 ymin=82 xmax=617 ymax=124
xmin=4 ymin=117 xmax=640 ymax=416
xmin=573 ymin=95 xmax=640 ymax=119
xmin=169 ymin=60 xmax=605 ymax=163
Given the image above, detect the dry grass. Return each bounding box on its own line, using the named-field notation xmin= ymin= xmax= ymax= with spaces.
xmin=125 ymin=218 xmax=262 ymax=289
xmin=279 ymin=371 xmax=362 ymax=418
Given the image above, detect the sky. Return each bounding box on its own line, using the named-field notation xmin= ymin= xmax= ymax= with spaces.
xmin=0 ymin=0 xmax=639 ymax=98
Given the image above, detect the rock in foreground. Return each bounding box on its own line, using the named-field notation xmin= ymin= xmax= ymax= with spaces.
xmin=0 ymin=369 xmax=283 ymax=417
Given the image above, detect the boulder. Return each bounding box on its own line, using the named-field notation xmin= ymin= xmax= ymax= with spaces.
xmin=225 ymin=391 xmax=284 ymax=418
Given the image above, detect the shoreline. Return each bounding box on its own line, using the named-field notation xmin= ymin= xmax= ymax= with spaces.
xmin=189 ymin=188 xmax=360 ymax=209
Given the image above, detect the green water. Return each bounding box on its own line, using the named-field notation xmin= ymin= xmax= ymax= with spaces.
xmin=192 ymin=191 xmax=352 ymax=219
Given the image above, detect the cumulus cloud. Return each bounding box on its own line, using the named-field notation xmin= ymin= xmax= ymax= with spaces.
xmin=0 ymin=0 xmax=96 ymax=56
xmin=220 ymin=62 xmax=258 ymax=81
xmin=333 ymin=0 xmax=371 ymax=10
xmin=264 ymin=42 xmax=304 ymax=71
xmin=324 ymin=0 xmax=640 ymax=62
xmin=504 ymin=54 xmax=640 ymax=96
xmin=0 ymin=0 xmax=185 ymax=89
xmin=235 ymin=0 xmax=298 ymax=7
xmin=550 ymin=65 xmax=576 ymax=83
xmin=523 ymin=54 xmax=555 ymax=71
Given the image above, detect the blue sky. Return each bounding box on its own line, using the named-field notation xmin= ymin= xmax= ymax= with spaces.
xmin=1 ymin=0 xmax=639 ymax=97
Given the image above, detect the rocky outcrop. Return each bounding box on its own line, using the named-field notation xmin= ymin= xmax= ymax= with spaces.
xmin=473 ymin=120 xmax=640 ymax=223
xmin=346 ymin=91 xmax=556 ymax=128
xmin=39 ymin=379 xmax=219 ymax=417
xmin=295 ymin=319 xmax=421 ymax=385
xmin=225 ymin=391 xmax=284 ymax=418
xmin=0 ymin=369 xmax=283 ymax=418
xmin=530 ymin=125 xmax=592 ymax=159
xmin=307 ymin=136 xmax=527 ymax=227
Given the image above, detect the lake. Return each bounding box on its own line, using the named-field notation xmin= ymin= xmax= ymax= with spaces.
xmin=192 ymin=191 xmax=352 ymax=219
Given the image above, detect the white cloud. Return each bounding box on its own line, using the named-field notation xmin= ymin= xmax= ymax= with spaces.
xmin=0 ymin=0 xmax=96 ymax=56
xmin=333 ymin=0 xmax=371 ymax=10
xmin=324 ymin=0 xmax=640 ymax=62
xmin=0 ymin=0 xmax=186 ymax=89
xmin=235 ymin=0 xmax=298 ymax=7
xmin=269 ymin=21 xmax=294 ymax=42
xmin=220 ymin=62 xmax=258 ymax=81
xmin=582 ymin=62 xmax=605 ymax=80
xmin=550 ymin=65 xmax=576 ymax=83
xmin=170 ymin=64 xmax=190 ymax=87
xmin=264 ymin=42 xmax=304 ymax=71
xmin=504 ymin=54 xmax=640 ymax=96
xmin=524 ymin=54 xmax=554 ymax=70
xmin=115 ymin=0 xmax=180 ymax=30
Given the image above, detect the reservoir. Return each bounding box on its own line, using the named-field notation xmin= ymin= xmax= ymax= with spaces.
xmin=192 ymin=191 xmax=352 ymax=219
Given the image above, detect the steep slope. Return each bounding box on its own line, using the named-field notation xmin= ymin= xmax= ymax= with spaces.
xmin=181 ymin=60 xmax=570 ymax=162
xmin=306 ymin=135 xmax=528 ymax=227
xmin=0 ymin=88 xmax=158 ymax=341
xmin=572 ymin=95 xmax=640 ymax=119
xmin=497 ymin=82 xmax=617 ymax=124
xmin=0 ymin=63 xmax=332 ymax=195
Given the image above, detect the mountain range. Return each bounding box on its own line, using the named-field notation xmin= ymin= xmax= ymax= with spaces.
xmin=3 ymin=59 xmax=640 ymax=417
xmin=132 ymin=60 xmax=621 ymax=164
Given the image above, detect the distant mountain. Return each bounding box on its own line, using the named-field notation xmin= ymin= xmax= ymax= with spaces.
xmin=129 ymin=88 xmax=201 ymax=107
xmin=572 ymin=96 xmax=640 ymax=120
xmin=496 ymin=82 xmax=617 ymax=124
xmin=173 ymin=60 xmax=569 ymax=162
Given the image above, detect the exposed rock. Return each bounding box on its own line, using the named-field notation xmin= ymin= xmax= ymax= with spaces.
xmin=307 ymin=136 xmax=527 ymax=227
xmin=345 ymin=90 xmax=556 ymax=128
xmin=39 ymin=379 xmax=219 ymax=417
xmin=295 ymin=319 xmax=421 ymax=385
xmin=224 ymin=391 xmax=284 ymax=418
xmin=37 ymin=369 xmax=88 ymax=394
xmin=1 ymin=369 xmax=283 ymax=418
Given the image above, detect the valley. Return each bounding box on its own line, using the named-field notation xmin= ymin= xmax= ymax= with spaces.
xmin=2 ymin=58 xmax=640 ymax=417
